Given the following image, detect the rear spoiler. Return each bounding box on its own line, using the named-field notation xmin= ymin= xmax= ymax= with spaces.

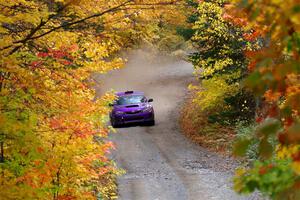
xmin=125 ymin=91 xmax=134 ymax=94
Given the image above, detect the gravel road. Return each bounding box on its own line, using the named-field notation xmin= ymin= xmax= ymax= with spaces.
xmin=96 ymin=50 xmax=258 ymax=200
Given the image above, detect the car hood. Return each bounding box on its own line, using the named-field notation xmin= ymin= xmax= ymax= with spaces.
xmin=113 ymin=103 xmax=148 ymax=112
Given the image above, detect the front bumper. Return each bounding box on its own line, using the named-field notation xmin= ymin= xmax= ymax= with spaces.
xmin=112 ymin=111 xmax=154 ymax=125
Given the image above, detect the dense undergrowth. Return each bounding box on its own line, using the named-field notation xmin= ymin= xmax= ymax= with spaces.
xmin=1 ymin=0 xmax=299 ymax=199
xmin=180 ymin=93 xmax=236 ymax=154
xmin=0 ymin=1 xmax=187 ymax=199
xmin=180 ymin=0 xmax=257 ymax=154
xmin=180 ymin=0 xmax=300 ymax=199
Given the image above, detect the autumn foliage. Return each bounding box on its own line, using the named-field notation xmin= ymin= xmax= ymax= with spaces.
xmin=224 ymin=0 xmax=300 ymax=199
xmin=0 ymin=0 xmax=182 ymax=199
xmin=186 ymin=0 xmax=300 ymax=199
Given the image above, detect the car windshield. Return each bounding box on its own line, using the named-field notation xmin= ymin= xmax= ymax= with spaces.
xmin=116 ymin=95 xmax=146 ymax=105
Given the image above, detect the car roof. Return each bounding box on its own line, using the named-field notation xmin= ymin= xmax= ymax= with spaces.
xmin=116 ymin=91 xmax=144 ymax=97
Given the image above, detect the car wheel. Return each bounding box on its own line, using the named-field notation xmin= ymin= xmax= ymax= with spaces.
xmin=148 ymin=120 xmax=155 ymax=126
xmin=111 ymin=118 xmax=118 ymax=128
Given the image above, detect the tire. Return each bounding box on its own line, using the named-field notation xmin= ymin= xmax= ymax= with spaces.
xmin=148 ymin=120 xmax=155 ymax=126
xmin=111 ymin=118 xmax=118 ymax=128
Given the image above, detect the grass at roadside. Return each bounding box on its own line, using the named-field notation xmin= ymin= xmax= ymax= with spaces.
xmin=97 ymin=173 xmax=118 ymax=200
xmin=179 ymin=94 xmax=236 ymax=155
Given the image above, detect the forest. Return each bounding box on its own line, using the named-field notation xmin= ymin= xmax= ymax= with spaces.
xmin=0 ymin=0 xmax=299 ymax=200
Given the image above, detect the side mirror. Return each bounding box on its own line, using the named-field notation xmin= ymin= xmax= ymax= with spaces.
xmin=148 ymin=98 xmax=153 ymax=102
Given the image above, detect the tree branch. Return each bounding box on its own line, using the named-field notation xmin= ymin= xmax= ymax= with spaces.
xmin=28 ymin=0 xmax=134 ymax=41
xmin=1 ymin=0 xmax=181 ymax=54
xmin=1 ymin=1 xmax=72 ymax=54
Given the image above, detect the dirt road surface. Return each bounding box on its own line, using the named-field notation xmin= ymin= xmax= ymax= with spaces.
xmin=96 ymin=50 xmax=258 ymax=200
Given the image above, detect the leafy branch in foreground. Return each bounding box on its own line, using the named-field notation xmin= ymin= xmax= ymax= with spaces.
xmin=189 ymin=0 xmax=257 ymax=125
xmin=226 ymin=0 xmax=300 ymax=199
xmin=0 ymin=0 xmax=184 ymax=199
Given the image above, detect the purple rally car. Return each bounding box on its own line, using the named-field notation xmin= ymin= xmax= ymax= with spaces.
xmin=109 ymin=91 xmax=155 ymax=127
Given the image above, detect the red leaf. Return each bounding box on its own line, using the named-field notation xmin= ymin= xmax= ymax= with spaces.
xmin=256 ymin=117 xmax=264 ymax=123
xmin=31 ymin=61 xmax=43 ymax=69
xmin=37 ymin=52 xmax=48 ymax=58
xmin=292 ymin=151 xmax=300 ymax=161
xmin=278 ymin=133 xmax=287 ymax=144
xmin=259 ymin=166 xmax=268 ymax=175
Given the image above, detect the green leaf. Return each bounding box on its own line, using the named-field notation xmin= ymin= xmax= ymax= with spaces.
xmin=244 ymin=71 xmax=264 ymax=94
xmin=286 ymin=122 xmax=300 ymax=143
xmin=250 ymin=7 xmax=260 ymax=20
xmin=293 ymin=5 xmax=300 ymax=13
xmin=256 ymin=118 xmax=281 ymax=137
xmin=233 ymin=138 xmax=252 ymax=157
xmin=287 ymin=38 xmax=293 ymax=52
xmin=258 ymin=139 xmax=273 ymax=159
xmin=281 ymin=106 xmax=292 ymax=117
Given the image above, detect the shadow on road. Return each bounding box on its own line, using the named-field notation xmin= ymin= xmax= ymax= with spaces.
xmin=114 ymin=122 xmax=155 ymax=129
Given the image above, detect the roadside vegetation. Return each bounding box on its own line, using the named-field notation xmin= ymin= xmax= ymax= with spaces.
xmin=180 ymin=0 xmax=300 ymax=199
xmin=0 ymin=1 xmax=186 ymax=199
xmin=1 ymin=0 xmax=299 ymax=200
xmin=180 ymin=0 xmax=257 ymax=154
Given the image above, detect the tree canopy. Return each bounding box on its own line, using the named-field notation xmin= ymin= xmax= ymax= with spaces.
xmin=0 ymin=0 xmax=184 ymax=199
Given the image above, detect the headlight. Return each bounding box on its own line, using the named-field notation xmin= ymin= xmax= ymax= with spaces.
xmin=115 ymin=111 xmax=125 ymax=115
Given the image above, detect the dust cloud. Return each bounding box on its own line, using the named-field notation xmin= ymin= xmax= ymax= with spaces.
xmin=93 ymin=49 xmax=194 ymax=123
xmin=94 ymin=49 xmax=193 ymax=98
xmin=98 ymin=49 xmax=256 ymax=200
